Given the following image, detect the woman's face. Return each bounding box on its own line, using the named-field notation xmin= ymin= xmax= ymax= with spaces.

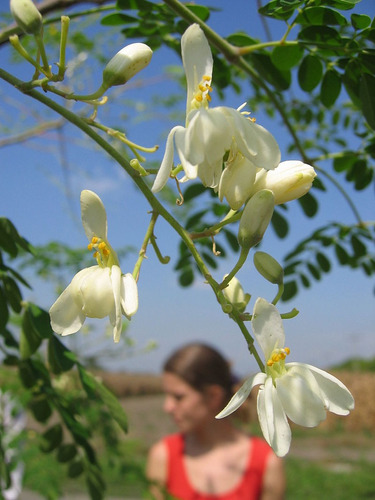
xmin=162 ymin=372 xmax=214 ymax=433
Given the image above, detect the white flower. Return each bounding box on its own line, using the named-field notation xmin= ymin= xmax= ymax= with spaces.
xmin=151 ymin=24 xmax=280 ymax=193
xmin=249 ymin=160 xmax=316 ymax=205
xmin=216 ymin=298 xmax=354 ymax=457
xmin=49 ymin=190 xmax=138 ymax=343
xmin=10 ymin=0 xmax=42 ymax=35
xmin=222 ymin=276 xmax=250 ymax=312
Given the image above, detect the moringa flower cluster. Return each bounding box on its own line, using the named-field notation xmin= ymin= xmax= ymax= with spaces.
xmin=49 ymin=190 xmax=138 ymax=343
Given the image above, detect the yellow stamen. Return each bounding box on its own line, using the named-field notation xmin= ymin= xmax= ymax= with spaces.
xmin=195 ymin=94 xmax=203 ymax=102
xmin=98 ymin=242 xmax=106 ymax=250
xmin=91 ymin=236 xmax=99 ymax=244
xmin=88 ymin=243 xmax=93 ymax=251
xmin=93 ymin=251 xmax=99 ymax=258
xmin=203 ymin=75 xmax=211 ymax=81
xmin=206 ymin=94 xmax=212 ymax=102
xmin=267 ymin=347 xmax=290 ymax=367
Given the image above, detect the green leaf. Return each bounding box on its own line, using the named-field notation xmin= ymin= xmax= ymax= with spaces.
xmin=282 ymin=281 xmax=298 ymax=301
xmin=40 ymin=424 xmax=63 ymax=453
xmin=298 ymin=26 xmax=342 ymax=55
xmin=226 ymin=32 xmax=257 ymax=47
xmin=179 ymin=268 xmax=194 ymax=287
xmin=0 ymin=218 xmax=31 ymax=257
xmin=249 ymin=53 xmax=291 ymax=90
xmin=20 ymin=310 xmax=43 ymax=360
xmin=68 ymin=460 xmax=85 ymax=478
xmin=351 ymin=13 xmax=371 ymax=30
xmin=183 ymin=183 xmax=207 ymax=202
xmin=296 ymin=6 xmax=348 ymax=26
xmin=223 ymin=229 xmax=240 ymax=252
xmin=29 ymin=395 xmax=52 ymax=423
xmin=101 ymin=13 xmax=138 ymax=26
xmin=258 ymin=0 xmax=303 ymax=20
xmin=57 ymin=444 xmax=77 ymax=463
xmin=320 ymin=69 xmax=341 ymax=107
xmin=298 ymin=55 xmax=323 ymax=92
xmin=185 ymin=4 xmax=210 ymax=21
xmin=2 ymin=277 xmax=22 ymax=313
xmin=271 ymin=44 xmax=304 ymax=70
xmin=18 ymin=360 xmax=38 ymax=388
xmin=48 ymin=336 xmax=76 ymax=375
xmin=298 ymin=192 xmax=318 ymax=217
xmin=360 ymin=73 xmax=375 ymax=130
xmin=24 ymin=303 xmax=53 ymax=339
xmin=307 ymin=262 xmax=321 ymax=280
xmin=335 ymin=243 xmax=350 ymax=264
xmin=322 ymin=0 xmax=361 ymax=10
xmin=333 ymin=153 xmax=357 ymax=172
xmin=271 ymin=209 xmax=289 ymax=238
xmin=300 ymin=273 xmax=311 ymax=288
xmin=351 ymin=235 xmax=366 ymax=257
xmin=342 ymin=60 xmax=362 ymax=107
xmin=316 ymin=252 xmax=331 ymax=272
xmin=0 ymin=286 xmax=9 ymax=330
xmin=78 ymin=366 xmax=128 ymax=433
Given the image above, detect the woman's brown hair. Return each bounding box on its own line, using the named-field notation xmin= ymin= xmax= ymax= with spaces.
xmin=163 ymin=342 xmax=234 ymax=404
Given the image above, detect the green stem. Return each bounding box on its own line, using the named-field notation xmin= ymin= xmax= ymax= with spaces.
xmin=9 ymin=35 xmax=47 ymax=76
xmin=57 ymin=16 xmax=70 ymax=80
xmin=219 ymin=247 xmax=249 ymax=290
xmin=0 ymin=66 xmax=265 ymax=372
xmin=34 ymin=32 xmax=52 ymax=77
xmin=271 ymin=283 xmax=284 ymax=306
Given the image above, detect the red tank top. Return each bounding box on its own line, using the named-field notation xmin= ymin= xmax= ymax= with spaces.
xmin=164 ymin=433 xmax=271 ymax=500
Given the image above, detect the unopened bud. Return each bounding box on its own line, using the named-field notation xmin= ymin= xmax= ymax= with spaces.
xmin=253 ymin=251 xmax=284 ymax=285
xmin=238 ymin=189 xmax=275 ymax=249
xmin=102 ymin=43 xmax=153 ymax=89
xmin=10 ymin=0 xmax=43 ymax=35
xmin=222 ymin=275 xmax=250 ymax=312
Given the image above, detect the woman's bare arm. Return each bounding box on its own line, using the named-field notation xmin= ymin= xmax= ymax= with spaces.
xmin=260 ymin=453 xmax=286 ymax=500
xmin=146 ymin=440 xmax=168 ymax=500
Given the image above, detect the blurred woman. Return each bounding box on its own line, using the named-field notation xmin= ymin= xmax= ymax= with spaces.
xmin=146 ymin=342 xmax=285 ymax=499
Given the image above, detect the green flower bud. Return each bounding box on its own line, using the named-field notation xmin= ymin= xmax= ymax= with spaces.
xmin=253 ymin=251 xmax=284 ymax=285
xmin=222 ymin=275 xmax=250 ymax=312
xmin=10 ymin=0 xmax=43 ymax=35
xmin=102 ymin=43 xmax=153 ymax=89
xmin=238 ymin=189 xmax=275 ymax=250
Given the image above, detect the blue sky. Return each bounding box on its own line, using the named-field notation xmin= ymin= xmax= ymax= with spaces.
xmin=1 ymin=0 xmax=374 ymax=376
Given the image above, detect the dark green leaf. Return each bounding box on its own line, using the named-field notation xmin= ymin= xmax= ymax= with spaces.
xmin=351 ymin=13 xmax=371 ymax=30
xmin=298 ymin=55 xmax=323 ymax=91
xmin=258 ymin=0 xmax=303 ymax=20
xmin=48 ymin=336 xmax=76 ymax=374
xmin=342 ymin=60 xmax=362 ymax=107
xmin=298 ymin=192 xmax=318 ymax=217
xmin=323 ymin=0 xmax=361 ymax=10
xmin=20 ymin=311 xmax=42 ymax=360
xmin=307 ymin=262 xmax=321 ymax=280
xmin=282 ymin=281 xmax=298 ymax=301
xmin=300 ymin=273 xmax=311 ymax=288
xmin=333 ymin=153 xmax=357 ymax=172
xmin=316 ymin=252 xmax=331 ymax=272
xmin=179 ymin=268 xmax=194 ymax=287
xmin=249 ymin=53 xmax=291 ymax=90
xmin=226 ymin=32 xmax=257 ymax=47
xmin=18 ymin=360 xmax=38 ymax=388
xmin=351 ymin=235 xmax=367 ymax=257
xmin=78 ymin=366 xmax=128 ymax=433
xmin=360 ymin=73 xmax=375 ymax=130
xmin=29 ymin=395 xmax=52 ymax=423
xmin=185 ymin=4 xmax=210 ymax=21
xmin=40 ymin=424 xmax=63 ymax=453
xmin=185 ymin=210 xmax=207 ymax=230
xmin=101 ymin=13 xmax=138 ymax=26
xmin=335 ymin=243 xmax=350 ymax=264
xmin=271 ymin=44 xmax=304 ymax=70
xmin=183 ymin=183 xmax=207 ymax=202
xmin=24 ymin=303 xmax=53 ymax=339
xmin=296 ymin=6 xmax=348 ymax=26
xmin=68 ymin=460 xmax=85 ymax=478
xmin=3 ymin=277 xmax=22 ymax=313
xmin=320 ymin=69 xmax=341 ymax=107
xmin=0 ymin=218 xmax=31 ymax=257
xmin=0 ymin=286 xmax=9 ymax=330
xmin=223 ymin=229 xmax=240 ymax=252
xmin=57 ymin=444 xmax=77 ymax=463
xmin=271 ymin=209 xmax=289 ymax=238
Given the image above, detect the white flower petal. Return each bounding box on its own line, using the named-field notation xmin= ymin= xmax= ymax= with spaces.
xmin=252 ymin=298 xmax=285 ymax=360
xmin=80 ymin=190 xmax=108 ymax=241
xmin=258 ymin=377 xmax=291 ymax=457
xmin=74 ymin=266 xmax=114 ymax=318
xmin=49 ymin=283 xmax=86 ymax=336
xmin=152 ymin=126 xmax=184 ymax=192
xmin=289 ymin=362 xmax=354 ymax=415
xmin=181 ymin=24 xmax=213 ymax=116
xmin=216 ymin=372 xmax=266 ymax=419
xmin=175 ymin=127 xmax=198 ymax=180
xmin=223 ymin=108 xmax=281 ymax=169
xmin=276 ymin=365 xmax=326 ymax=427
xmin=121 ymin=273 xmax=139 ymax=318
xmin=218 ymin=155 xmax=257 ymax=210
xmin=109 ymin=265 xmax=123 ymax=343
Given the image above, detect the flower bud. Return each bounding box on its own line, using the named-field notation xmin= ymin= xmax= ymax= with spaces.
xmin=102 ymin=43 xmax=153 ymax=89
xmin=10 ymin=0 xmax=43 ymax=35
xmin=253 ymin=251 xmax=284 ymax=285
xmin=250 ymin=161 xmax=316 ymax=205
xmin=238 ymin=189 xmax=274 ymax=250
xmin=222 ymin=275 xmax=250 ymax=312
